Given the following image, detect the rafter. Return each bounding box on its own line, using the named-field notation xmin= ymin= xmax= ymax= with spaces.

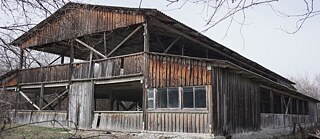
xmin=107 ymin=25 xmax=143 ymax=57
xmin=75 ymin=39 xmax=107 ymax=59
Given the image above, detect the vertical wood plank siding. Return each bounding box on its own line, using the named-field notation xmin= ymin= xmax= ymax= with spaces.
xmin=21 ymin=7 xmax=145 ymax=48
xmin=13 ymin=111 xmax=68 ymax=127
xmin=68 ymin=82 xmax=93 ymax=128
xmin=147 ymin=111 xmax=209 ymax=133
xmin=20 ymin=53 xmax=143 ymax=83
xmin=147 ymin=53 xmax=212 ymax=88
xmin=92 ymin=111 xmax=143 ymax=131
xmin=211 ymin=67 xmax=260 ymax=135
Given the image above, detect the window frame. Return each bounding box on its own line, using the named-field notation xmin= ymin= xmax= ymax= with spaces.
xmin=147 ymin=86 xmax=207 ymax=111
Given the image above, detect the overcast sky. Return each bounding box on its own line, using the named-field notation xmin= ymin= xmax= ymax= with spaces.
xmin=84 ymin=0 xmax=320 ymax=79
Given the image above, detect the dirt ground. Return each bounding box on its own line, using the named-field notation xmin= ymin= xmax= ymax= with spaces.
xmin=0 ymin=124 xmax=318 ymax=139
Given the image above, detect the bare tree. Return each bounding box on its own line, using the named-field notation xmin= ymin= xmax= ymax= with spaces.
xmin=165 ymin=0 xmax=319 ymax=34
xmin=290 ymin=73 xmax=320 ymax=99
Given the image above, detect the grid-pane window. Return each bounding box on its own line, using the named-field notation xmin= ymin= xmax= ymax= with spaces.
xmin=195 ymin=87 xmax=206 ymax=108
xmin=183 ymin=87 xmax=194 ymax=108
xmin=157 ymin=89 xmax=167 ymax=108
xmin=168 ymin=88 xmax=179 ymax=108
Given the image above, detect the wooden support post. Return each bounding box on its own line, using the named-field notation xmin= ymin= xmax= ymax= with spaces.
xmin=69 ymin=40 xmax=74 ymax=81
xmin=270 ymin=90 xmax=274 ymax=113
xmin=88 ymin=51 xmax=93 ymax=78
xmin=109 ymin=93 xmax=114 ymax=111
xmin=107 ymin=25 xmax=143 ymax=57
xmin=39 ymin=84 xmax=44 ymax=109
xmin=104 ymin=32 xmax=107 ymax=56
xmin=142 ymin=21 xmax=149 ymax=131
xmin=61 ymin=55 xmax=64 ymax=64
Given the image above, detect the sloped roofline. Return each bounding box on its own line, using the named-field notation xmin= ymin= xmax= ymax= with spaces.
xmin=10 ymin=2 xmax=295 ymax=85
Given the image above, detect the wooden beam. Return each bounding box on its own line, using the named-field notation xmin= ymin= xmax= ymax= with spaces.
xmin=107 ymin=25 xmax=143 ymax=57
xmin=143 ymin=23 xmax=149 ymax=52
xmin=42 ymin=89 xmax=68 ymax=110
xmin=25 ymin=49 xmax=42 ymax=67
xmin=164 ymin=37 xmax=180 ymax=53
xmin=104 ymin=32 xmax=107 ymax=56
xmin=118 ymin=101 xmax=128 ymax=111
xmin=39 ymin=84 xmax=44 ymax=108
xmin=75 ymin=39 xmax=107 ymax=59
xmin=48 ymin=56 xmax=62 ymax=66
xmin=19 ymin=91 xmax=40 ymax=110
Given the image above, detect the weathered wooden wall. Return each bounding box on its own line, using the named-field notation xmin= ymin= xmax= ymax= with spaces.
xmin=147 ymin=111 xmax=209 ymax=133
xmin=13 ymin=111 xmax=67 ymax=127
xmin=68 ymin=82 xmax=94 ymax=128
xmin=309 ymin=102 xmax=318 ymax=124
xmin=211 ymin=67 xmax=260 ymax=135
xmin=92 ymin=111 xmax=143 ymax=131
xmin=261 ymin=114 xmax=311 ymax=129
xmin=147 ymin=53 xmax=212 ymax=88
xmin=19 ymin=4 xmax=145 ymax=48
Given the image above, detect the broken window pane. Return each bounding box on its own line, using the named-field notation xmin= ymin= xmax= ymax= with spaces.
xmin=168 ymin=88 xmax=179 ymax=108
xmin=183 ymin=87 xmax=193 ymax=108
xmin=157 ymin=89 xmax=167 ymax=108
xmin=195 ymin=87 xmax=206 ymax=108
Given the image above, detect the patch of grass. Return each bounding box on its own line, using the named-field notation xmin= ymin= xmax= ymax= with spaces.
xmin=0 ymin=124 xmax=72 ymax=139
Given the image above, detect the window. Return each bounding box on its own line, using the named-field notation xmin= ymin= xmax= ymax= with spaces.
xmin=195 ymin=87 xmax=206 ymax=108
xmin=298 ymin=100 xmax=304 ymax=115
xmin=183 ymin=87 xmax=193 ymax=108
xmin=168 ymin=88 xmax=179 ymax=108
xmin=147 ymin=89 xmax=154 ymax=109
xmin=157 ymin=89 xmax=167 ymax=108
xmin=147 ymin=86 xmax=207 ymax=109
xmin=183 ymin=87 xmax=206 ymax=108
xmin=260 ymin=88 xmax=271 ymax=113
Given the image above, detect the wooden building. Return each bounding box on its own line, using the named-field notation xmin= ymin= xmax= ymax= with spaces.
xmin=0 ymin=2 xmax=318 ymax=136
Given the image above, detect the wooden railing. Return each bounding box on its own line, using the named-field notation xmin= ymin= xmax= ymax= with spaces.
xmin=261 ymin=113 xmax=311 ymax=129
xmin=21 ymin=64 xmax=70 ymax=83
xmin=13 ymin=110 xmax=68 ymax=128
xmin=92 ymin=111 xmax=143 ymax=131
xmin=147 ymin=111 xmax=209 ymax=133
xmin=20 ymin=53 xmax=144 ymax=84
